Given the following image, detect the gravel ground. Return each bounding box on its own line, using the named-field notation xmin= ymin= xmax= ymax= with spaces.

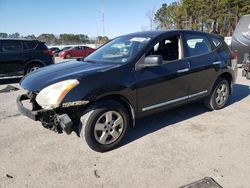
xmin=0 ymin=68 xmax=249 ymax=188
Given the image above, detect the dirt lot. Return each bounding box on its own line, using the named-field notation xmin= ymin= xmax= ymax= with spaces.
xmin=0 ymin=68 xmax=249 ymax=188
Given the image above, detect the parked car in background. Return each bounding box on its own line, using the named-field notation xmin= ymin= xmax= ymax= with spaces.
xmin=49 ymin=47 xmax=60 ymax=56
xmin=58 ymin=46 xmax=95 ymax=59
xmin=0 ymin=39 xmax=54 ymax=77
xmin=17 ymin=30 xmax=237 ymax=152
xmin=231 ymin=14 xmax=250 ymax=64
xmin=53 ymin=46 xmax=72 ymax=57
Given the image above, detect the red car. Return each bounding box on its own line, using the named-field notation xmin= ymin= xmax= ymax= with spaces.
xmin=58 ymin=46 xmax=95 ymax=59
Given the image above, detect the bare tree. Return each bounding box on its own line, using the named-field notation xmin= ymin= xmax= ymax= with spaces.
xmin=146 ymin=7 xmax=156 ymax=30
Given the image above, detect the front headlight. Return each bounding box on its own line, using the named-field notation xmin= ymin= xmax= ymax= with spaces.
xmin=36 ymin=79 xmax=79 ymax=109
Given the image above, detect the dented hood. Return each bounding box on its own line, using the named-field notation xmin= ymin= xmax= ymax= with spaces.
xmin=20 ymin=60 xmax=117 ymax=91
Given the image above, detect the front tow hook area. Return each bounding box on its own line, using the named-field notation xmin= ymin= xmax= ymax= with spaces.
xmin=57 ymin=114 xmax=73 ymax=134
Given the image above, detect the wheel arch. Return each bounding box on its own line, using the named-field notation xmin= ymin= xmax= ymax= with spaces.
xmin=217 ymin=72 xmax=233 ymax=94
xmin=24 ymin=60 xmax=45 ymax=74
xmin=93 ymin=94 xmax=136 ymax=127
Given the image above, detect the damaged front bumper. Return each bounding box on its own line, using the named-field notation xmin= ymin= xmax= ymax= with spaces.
xmin=16 ymin=94 xmax=73 ymax=134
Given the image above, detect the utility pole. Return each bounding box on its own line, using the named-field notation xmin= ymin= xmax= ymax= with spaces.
xmin=101 ymin=0 xmax=105 ymax=37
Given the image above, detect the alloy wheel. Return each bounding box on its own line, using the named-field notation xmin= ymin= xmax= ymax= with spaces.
xmin=29 ymin=66 xmax=40 ymax=73
xmin=215 ymin=83 xmax=229 ymax=106
xmin=94 ymin=111 xmax=124 ymax=145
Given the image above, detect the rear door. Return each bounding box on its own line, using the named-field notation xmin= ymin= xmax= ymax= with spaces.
xmin=72 ymin=46 xmax=81 ymax=57
xmin=22 ymin=40 xmax=38 ymax=59
xmin=182 ymin=33 xmax=220 ymax=101
xmin=81 ymin=46 xmax=89 ymax=57
xmin=0 ymin=40 xmax=24 ymax=76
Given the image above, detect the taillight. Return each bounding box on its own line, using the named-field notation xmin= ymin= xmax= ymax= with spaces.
xmin=231 ymin=51 xmax=237 ymax=60
xmin=44 ymin=50 xmax=53 ymax=56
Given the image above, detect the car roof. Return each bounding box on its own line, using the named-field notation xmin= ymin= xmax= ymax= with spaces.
xmin=121 ymin=29 xmax=221 ymax=39
xmin=0 ymin=38 xmax=39 ymax=42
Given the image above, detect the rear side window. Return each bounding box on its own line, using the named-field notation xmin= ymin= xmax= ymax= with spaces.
xmin=1 ymin=40 xmax=22 ymax=52
xmin=23 ymin=41 xmax=37 ymax=50
xmin=184 ymin=35 xmax=211 ymax=57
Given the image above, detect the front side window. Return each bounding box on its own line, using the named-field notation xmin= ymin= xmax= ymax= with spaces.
xmin=184 ymin=35 xmax=211 ymax=57
xmin=74 ymin=47 xmax=80 ymax=50
xmin=85 ymin=36 xmax=151 ymax=63
xmin=1 ymin=40 xmax=22 ymax=52
xmin=147 ymin=35 xmax=182 ymax=62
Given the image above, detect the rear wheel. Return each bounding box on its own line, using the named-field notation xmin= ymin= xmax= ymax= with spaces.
xmin=204 ymin=78 xmax=230 ymax=110
xmin=79 ymin=100 xmax=130 ymax=152
xmin=25 ymin=63 xmax=42 ymax=75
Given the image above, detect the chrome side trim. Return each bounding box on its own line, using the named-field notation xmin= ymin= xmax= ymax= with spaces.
xmin=177 ymin=68 xmax=189 ymax=73
xmin=142 ymin=96 xmax=189 ymax=111
xmin=189 ymin=90 xmax=208 ymax=98
xmin=212 ymin=61 xmax=222 ymax=65
xmin=142 ymin=90 xmax=208 ymax=112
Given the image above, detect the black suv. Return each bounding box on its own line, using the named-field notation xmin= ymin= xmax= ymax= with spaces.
xmin=0 ymin=39 xmax=54 ymax=77
xmin=17 ymin=30 xmax=238 ymax=152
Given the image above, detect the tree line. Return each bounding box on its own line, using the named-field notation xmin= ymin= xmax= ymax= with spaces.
xmin=0 ymin=32 xmax=109 ymax=45
xmin=154 ymin=0 xmax=250 ymax=36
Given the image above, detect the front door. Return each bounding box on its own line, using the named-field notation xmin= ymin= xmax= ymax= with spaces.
xmin=136 ymin=34 xmax=190 ymax=116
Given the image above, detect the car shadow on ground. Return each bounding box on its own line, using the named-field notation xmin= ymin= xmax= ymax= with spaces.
xmin=0 ymin=77 xmax=22 ymax=85
xmin=121 ymin=83 xmax=250 ymax=147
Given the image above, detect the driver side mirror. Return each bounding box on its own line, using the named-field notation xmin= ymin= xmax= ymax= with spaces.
xmin=136 ymin=55 xmax=163 ymax=70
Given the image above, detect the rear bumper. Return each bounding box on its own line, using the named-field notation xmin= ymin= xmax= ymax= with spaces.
xmin=16 ymin=94 xmax=52 ymax=121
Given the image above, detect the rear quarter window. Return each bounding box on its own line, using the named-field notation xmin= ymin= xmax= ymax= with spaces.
xmin=211 ymin=37 xmax=222 ymax=48
xmin=37 ymin=42 xmax=48 ymax=50
xmin=23 ymin=41 xmax=37 ymax=50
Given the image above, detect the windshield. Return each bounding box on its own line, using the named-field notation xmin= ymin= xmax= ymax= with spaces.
xmin=85 ymin=36 xmax=151 ymax=63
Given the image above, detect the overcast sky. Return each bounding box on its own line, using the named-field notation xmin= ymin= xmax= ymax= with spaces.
xmin=0 ymin=0 xmax=175 ymax=38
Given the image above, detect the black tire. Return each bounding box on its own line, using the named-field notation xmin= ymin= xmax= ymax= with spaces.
xmin=65 ymin=53 xmax=71 ymax=59
xmin=79 ymin=100 xmax=130 ymax=152
xmin=204 ymin=78 xmax=230 ymax=110
xmin=242 ymin=69 xmax=247 ymax=77
xmin=25 ymin=63 xmax=42 ymax=75
xmin=246 ymin=72 xmax=250 ymax=80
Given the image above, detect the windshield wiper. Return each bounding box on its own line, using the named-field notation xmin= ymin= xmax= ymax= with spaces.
xmin=84 ymin=59 xmax=96 ymax=63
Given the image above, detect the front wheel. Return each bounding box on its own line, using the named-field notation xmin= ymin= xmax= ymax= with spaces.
xmin=204 ymin=78 xmax=230 ymax=110
xmin=79 ymin=100 xmax=130 ymax=152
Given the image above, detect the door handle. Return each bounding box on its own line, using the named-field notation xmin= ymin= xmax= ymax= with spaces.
xmin=213 ymin=61 xmax=222 ymax=65
xmin=177 ymin=68 xmax=189 ymax=73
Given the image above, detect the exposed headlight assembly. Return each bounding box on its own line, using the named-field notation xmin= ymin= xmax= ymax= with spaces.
xmin=36 ymin=79 xmax=79 ymax=110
